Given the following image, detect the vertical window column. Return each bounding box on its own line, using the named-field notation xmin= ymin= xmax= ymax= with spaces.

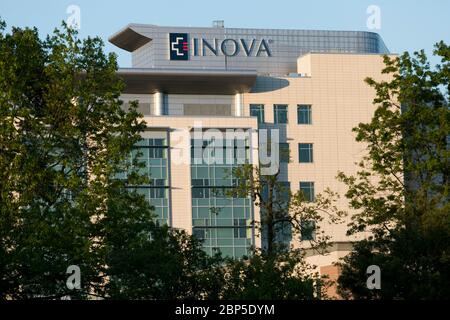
xmin=127 ymin=137 xmax=170 ymax=226
xmin=191 ymin=135 xmax=254 ymax=258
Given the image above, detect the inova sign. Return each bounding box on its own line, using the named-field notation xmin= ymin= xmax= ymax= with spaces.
xmin=169 ymin=33 xmax=272 ymax=61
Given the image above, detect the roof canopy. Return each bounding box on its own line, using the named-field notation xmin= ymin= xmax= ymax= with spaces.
xmin=109 ymin=25 xmax=152 ymax=52
xmin=117 ymin=68 xmax=258 ymax=95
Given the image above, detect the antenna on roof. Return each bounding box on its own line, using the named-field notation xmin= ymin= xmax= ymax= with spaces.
xmin=212 ymin=20 xmax=224 ymax=28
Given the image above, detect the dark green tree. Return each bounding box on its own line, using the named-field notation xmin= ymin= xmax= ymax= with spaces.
xmin=337 ymin=42 xmax=450 ymax=299
xmin=0 ymin=19 xmax=146 ymax=299
xmin=219 ymin=249 xmax=326 ymax=299
xmin=98 ymin=186 xmax=225 ymax=299
xmin=0 ymin=20 xmax=223 ymax=300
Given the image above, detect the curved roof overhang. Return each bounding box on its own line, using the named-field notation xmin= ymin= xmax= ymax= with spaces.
xmin=109 ymin=25 xmax=152 ymax=52
xmin=116 ymin=68 xmax=258 ymax=95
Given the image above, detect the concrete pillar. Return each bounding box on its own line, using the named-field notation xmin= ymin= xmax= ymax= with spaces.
xmin=235 ymin=93 xmax=243 ymax=117
xmin=154 ymin=92 xmax=163 ymax=115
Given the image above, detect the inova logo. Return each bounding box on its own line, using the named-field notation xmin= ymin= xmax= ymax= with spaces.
xmin=169 ymin=33 xmax=189 ymax=60
xmin=169 ymin=33 xmax=272 ymax=60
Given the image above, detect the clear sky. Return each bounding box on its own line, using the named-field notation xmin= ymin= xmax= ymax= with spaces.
xmin=0 ymin=0 xmax=449 ymax=67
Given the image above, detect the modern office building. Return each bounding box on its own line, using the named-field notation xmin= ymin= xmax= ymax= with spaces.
xmin=109 ymin=22 xmax=393 ymax=279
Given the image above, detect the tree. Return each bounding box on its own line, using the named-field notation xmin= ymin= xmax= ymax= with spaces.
xmin=216 ymin=150 xmax=345 ymax=299
xmin=219 ymin=249 xmax=326 ymax=299
xmin=98 ymin=189 xmax=225 ymax=299
xmin=0 ymin=20 xmax=222 ymax=300
xmin=0 ymin=19 xmax=146 ymax=299
xmin=229 ymin=164 xmax=346 ymax=255
xmin=337 ymin=42 xmax=450 ymax=299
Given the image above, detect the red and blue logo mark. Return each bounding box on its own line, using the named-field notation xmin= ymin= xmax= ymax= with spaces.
xmin=169 ymin=33 xmax=189 ymax=60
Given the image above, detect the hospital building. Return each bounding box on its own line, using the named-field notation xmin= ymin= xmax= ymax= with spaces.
xmin=109 ymin=21 xmax=392 ymax=278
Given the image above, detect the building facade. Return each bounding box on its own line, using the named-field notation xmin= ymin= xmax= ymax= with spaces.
xmin=109 ymin=23 xmax=393 ymax=274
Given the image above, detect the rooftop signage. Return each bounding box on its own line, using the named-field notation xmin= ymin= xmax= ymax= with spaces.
xmin=169 ymin=33 xmax=272 ymax=61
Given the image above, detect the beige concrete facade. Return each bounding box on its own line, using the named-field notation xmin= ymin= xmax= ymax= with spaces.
xmin=244 ymin=53 xmax=392 ymax=240
xmin=241 ymin=53 xmax=394 ymax=270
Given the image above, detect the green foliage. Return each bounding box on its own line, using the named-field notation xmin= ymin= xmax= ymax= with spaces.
xmin=0 ymin=19 xmax=145 ymax=299
xmin=99 ymin=187 xmax=224 ymax=299
xmin=229 ymin=164 xmax=346 ymax=255
xmin=219 ymin=249 xmax=326 ymax=299
xmin=222 ymin=157 xmax=345 ymax=299
xmin=0 ymin=20 xmax=224 ymax=300
xmin=337 ymin=42 xmax=450 ymax=299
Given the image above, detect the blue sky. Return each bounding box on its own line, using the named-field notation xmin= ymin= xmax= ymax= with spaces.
xmin=0 ymin=0 xmax=449 ymax=67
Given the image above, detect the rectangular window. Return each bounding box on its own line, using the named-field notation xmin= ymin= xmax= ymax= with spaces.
xmin=279 ymin=143 xmax=290 ymax=163
xmin=149 ymin=187 xmax=167 ymax=199
xmin=250 ymin=104 xmax=265 ymax=124
xmin=299 ymin=181 xmax=315 ymax=202
xmin=274 ymin=104 xmax=288 ymax=124
xmin=233 ymin=219 xmax=247 ymax=238
xmin=297 ymin=105 xmax=312 ymax=124
xmin=234 ymin=228 xmax=247 ymax=238
xmin=301 ymin=220 xmax=316 ymax=241
xmin=184 ymin=104 xmax=232 ymax=116
xmin=298 ymin=143 xmax=313 ymax=163
xmin=149 ymin=148 xmax=165 ymax=159
xmin=149 ymin=138 xmax=166 ymax=147
xmin=193 ymin=228 xmax=206 ymax=240
xmin=192 ymin=187 xmax=210 ymax=198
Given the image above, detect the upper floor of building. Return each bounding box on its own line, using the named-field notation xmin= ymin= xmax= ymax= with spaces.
xmin=109 ymin=23 xmax=390 ymax=76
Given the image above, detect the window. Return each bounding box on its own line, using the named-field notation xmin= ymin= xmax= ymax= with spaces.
xmin=234 ymin=219 xmax=246 ymax=226
xmin=234 ymin=228 xmax=247 ymax=238
xmin=298 ymin=143 xmax=313 ymax=163
xmin=299 ymin=181 xmax=315 ymax=202
xmin=151 ymin=179 xmax=167 ymax=187
xmin=184 ymin=104 xmax=232 ymax=116
xmin=250 ymin=104 xmax=265 ymax=124
xmin=149 ymin=138 xmax=166 ymax=146
xmin=193 ymin=228 xmax=206 ymax=240
xmin=279 ymin=143 xmax=290 ymax=163
xmin=192 ymin=187 xmax=210 ymax=198
xmin=274 ymin=104 xmax=288 ymax=124
xmin=301 ymin=220 xmax=316 ymax=241
xmin=149 ymin=148 xmax=165 ymax=159
xmin=233 ymin=219 xmax=247 ymax=238
xmin=149 ymin=187 xmax=167 ymax=199
xmin=297 ymin=105 xmax=312 ymax=124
